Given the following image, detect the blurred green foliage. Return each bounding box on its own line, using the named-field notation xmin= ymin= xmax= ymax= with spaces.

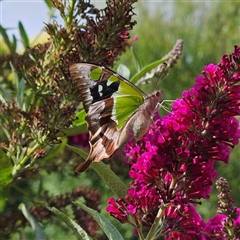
xmin=0 ymin=1 xmax=239 ymax=239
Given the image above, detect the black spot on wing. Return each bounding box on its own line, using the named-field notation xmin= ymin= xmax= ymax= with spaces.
xmin=90 ymin=81 xmax=119 ymax=103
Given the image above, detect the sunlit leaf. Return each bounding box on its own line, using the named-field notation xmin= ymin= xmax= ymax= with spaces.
xmin=91 ymin=161 xmax=128 ymax=198
xmin=44 ymin=0 xmax=52 ymax=9
xmin=49 ymin=206 xmax=92 ymax=240
xmin=18 ymin=21 xmax=30 ymax=48
xmin=130 ymin=58 xmax=167 ymax=84
xmin=58 ymin=125 xmax=88 ymax=137
xmin=0 ymin=84 xmax=11 ymax=103
xmin=67 ymin=145 xmax=128 ymax=198
xmin=117 ymin=64 xmax=130 ymax=79
xmin=131 ymin=46 xmax=142 ymax=72
xmin=0 ymin=150 xmax=13 ymax=212
xmin=20 ymin=203 xmax=48 ymax=240
xmin=12 ymin=34 xmax=17 ymax=52
xmin=10 ymin=62 xmax=25 ymax=108
xmin=73 ymin=109 xmax=87 ymax=127
xmin=67 ymin=144 xmax=88 ymax=160
xmin=0 ymin=25 xmax=14 ymax=53
xmin=74 ymin=201 xmax=124 ymax=240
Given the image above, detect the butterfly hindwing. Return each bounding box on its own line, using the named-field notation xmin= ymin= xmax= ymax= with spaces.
xmin=69 ymin=63 xmax=163 ymax=172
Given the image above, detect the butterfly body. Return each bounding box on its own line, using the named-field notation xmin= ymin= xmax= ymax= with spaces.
xmin=69 ymin=63 xmax=163 ymax=172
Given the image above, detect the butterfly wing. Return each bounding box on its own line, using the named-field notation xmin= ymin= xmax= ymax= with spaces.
xmin=69 ymin=63 xmax=146 ymax=172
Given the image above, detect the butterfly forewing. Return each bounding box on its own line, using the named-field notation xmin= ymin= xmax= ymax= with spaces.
xmin=69 ymin=63 xmax=163 ymax=172
xmin=70 ymin=63 xmax=145 ymax=129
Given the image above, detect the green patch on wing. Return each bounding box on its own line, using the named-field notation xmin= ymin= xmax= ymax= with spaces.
xmin=89 ymin=67 xmax=102 ymax=81
xmin=111 ymin=78 xmax=144 ymax=130
xmin=108 ymin=74 xmax=119 ymax=83
xmin=113 ymin=95 xmax=142 ymax=129
xmin=115 ymin=75 xmax=145 ymax=97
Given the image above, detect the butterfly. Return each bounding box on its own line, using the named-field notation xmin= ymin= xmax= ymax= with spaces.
xmin=69 ymin=63 xmax=163 ymax=172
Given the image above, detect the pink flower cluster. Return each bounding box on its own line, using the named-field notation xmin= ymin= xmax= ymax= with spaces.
xmin=106 ymin=46 xmax=240 ymax=238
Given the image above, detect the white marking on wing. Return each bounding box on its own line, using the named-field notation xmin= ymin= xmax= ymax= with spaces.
xmin=98 ymin=85 xmax=103 ymax=97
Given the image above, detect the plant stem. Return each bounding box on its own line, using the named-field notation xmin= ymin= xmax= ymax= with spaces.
xmin=12 ymin=143 xmax=41 ymax=176
xmin=145 ymin=175 xmax=177 ymax=239
xmin=145 ymin=204 xmax=166 ymax=240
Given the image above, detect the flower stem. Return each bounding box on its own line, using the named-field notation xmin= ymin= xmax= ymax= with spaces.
xmin=145 ymin=204 xmax=167 ymax=240
xmin=145 ymin=175 xmax=177 ymax=239
xmin=12 ymin=143 xmax=41 ymax=176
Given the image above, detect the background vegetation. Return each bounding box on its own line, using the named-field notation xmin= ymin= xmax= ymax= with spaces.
xmin=0 ymin=1 xmax=239 ymax=239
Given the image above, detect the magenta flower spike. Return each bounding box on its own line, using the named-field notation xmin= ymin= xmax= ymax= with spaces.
xmin=107 ymin=46 xmax=240 ymax=238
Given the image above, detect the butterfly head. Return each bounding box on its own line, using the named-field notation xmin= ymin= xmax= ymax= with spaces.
xmin=145 ymin=90 xmax=164 ymax=112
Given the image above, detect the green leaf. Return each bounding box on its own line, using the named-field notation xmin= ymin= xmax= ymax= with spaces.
xmin=130 ymin=58 xmax=167 ymax=84
xmin=74 ymin=201 xmax=124 ymax=240
xmin=58 ymin=125 xmax=88 ymax=137
xmin=49 ymin=206 xmax=92 ymax=240
xmin=57 ymin=109 xmax=87 ymax=137
xmin=0 ymin=84 xmax=11 ymax=103
xmin=72 ymin=109 xmax=87 ymax=127
xmin=67 ymin=144 xmax=88 ymax=160
xmin=91 ymin=161 xmax=128 ymax=198
xmin=0 ymin=25 xmax=14 ymax=53
xmin=23 ymin=90 xmax=35 ymax=111
xmin=66 ymin=106 xmax=128 ymax=198
xmin=0 ymin=150 xmax=13 ymax=212
xmin=67 ymin=145 xmax=128 ymax=198
xmin=10 ymin=62 xmax=25 ymax=108
xmin=44 ymin=0 xmax=52 ymax=9
xmin=18 ymin=21 xmax=30 ymax=48
xmin=42 ymin=138 xmax=67 ymax=162
xmin=131 ymin=46 xmax=142 ymax=72
xmin=17 ymin=79 xmax=26 ymax=107
xmin=20 ymin=203 xmax=48 ymax=240
xmin=57 ymin=109 xmax=88 ymax=137
xmin=117 ymin=64 xmax=130 ymax=79
xmin=12 ymin=34 xmax=17 ymax=52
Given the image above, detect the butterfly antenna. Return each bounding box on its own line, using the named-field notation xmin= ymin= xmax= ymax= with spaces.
xmin=154 ymin=62 xmax=168 ymax=89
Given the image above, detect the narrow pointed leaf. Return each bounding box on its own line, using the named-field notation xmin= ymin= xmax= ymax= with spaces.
xmin=42 ymin=138 xmax=67 ymax=161
xmin=12 ymin=34 xmax=17 ymax=52
xmin=117 ymin=64 xmax=130 ymax=79
xmin=0 ymin=84 xmax=11 ymax=103
xmin=44 ymin=0 xmax=52 ymax=9
xmin=58 ymin=125 xmax=88 ymax=137
xmin=20 ymin=203 xmax=48 ymax=240
xmin=130 ymin=58 xmax=167 ymax=84
xmin=91 ymin=161 xmax=128 ymax=198
xmin=67 ymin=144 xmax=88 ymax=160
xmin=0 ymin=150 xmax=13 ymax=212
xmin=10 ymin=62 xmax=25 ymax=108
xmin=73 ymin=109 xmax=87 ymax=127
xmin=67 ymin=145 xmax=128 ymax=198
xmin=18 ymin=21 xmax=30 ymax=48
xmin=0 ymin=25 xmax=13 ymax=52
xmin=131 ymin=46 xmax=142 ymax=72
xmin=18 ymin=79 xmax=26 ymax=108
xmin=74 ymin=201 xmax=124 ymax=240
xmin=49 ymin=207 xmax=92 ymax=240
